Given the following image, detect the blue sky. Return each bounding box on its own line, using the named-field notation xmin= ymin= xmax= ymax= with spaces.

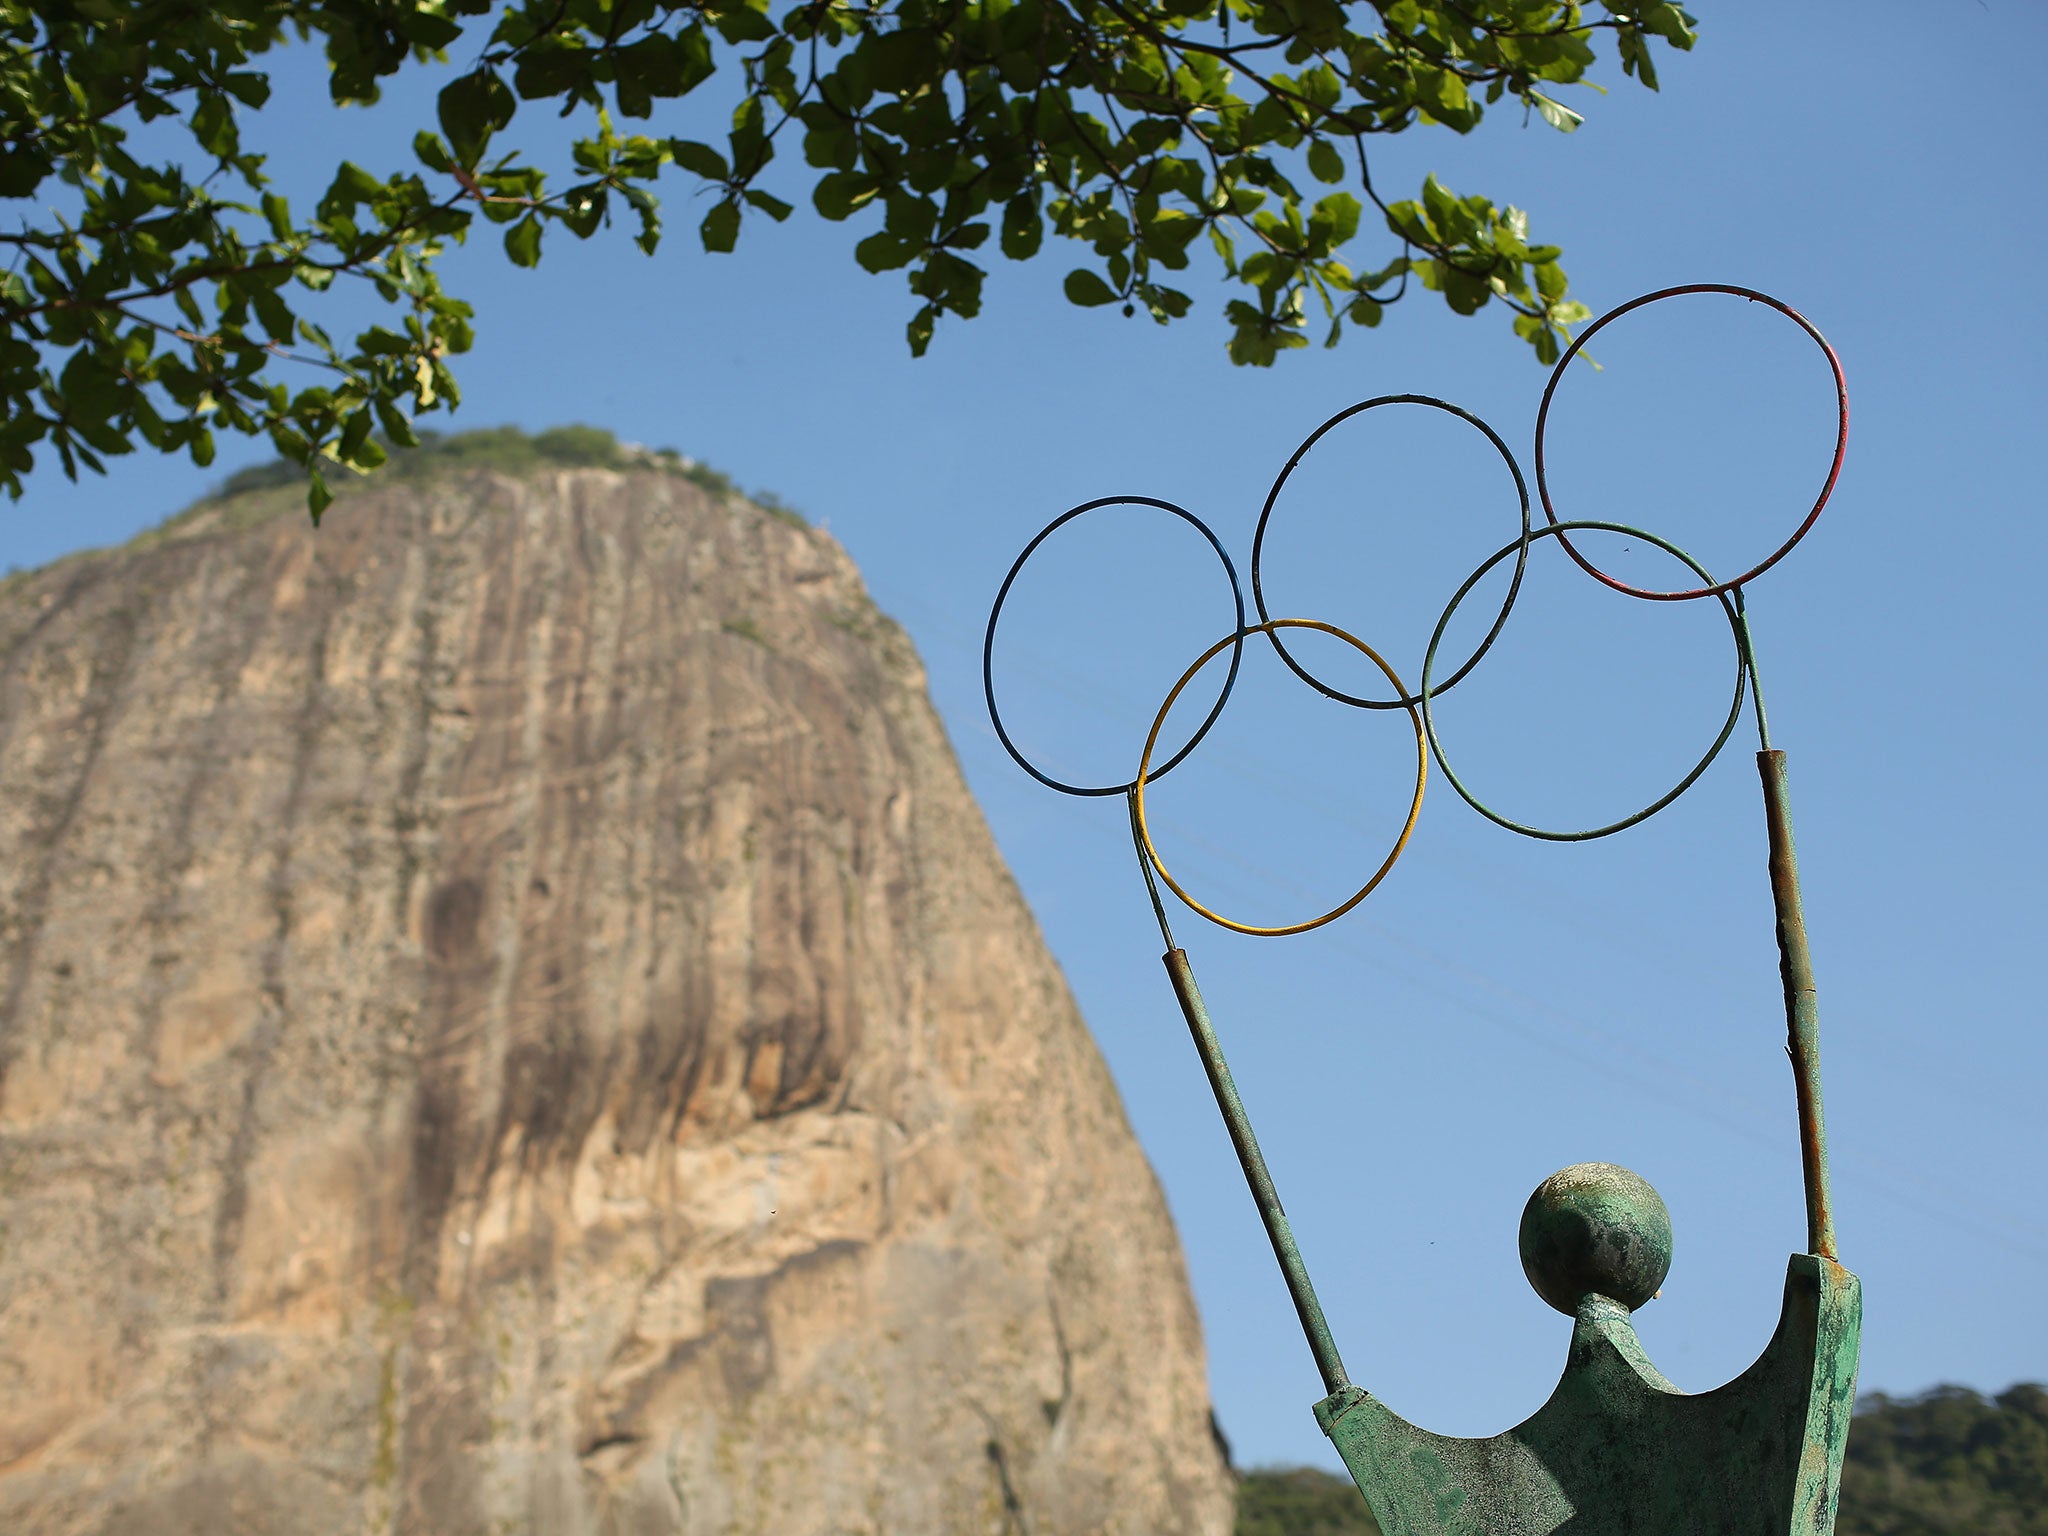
xmin=10 ymin=2 xmax=2045 ymax=1471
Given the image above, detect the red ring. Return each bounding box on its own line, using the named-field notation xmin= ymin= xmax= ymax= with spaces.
xmin=1533 ymin=284 xmax=1849 ymax=602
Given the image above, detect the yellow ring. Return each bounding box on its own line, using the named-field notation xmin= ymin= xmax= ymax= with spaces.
xmin=1133 ymin=619 xmax=1427 ymax=937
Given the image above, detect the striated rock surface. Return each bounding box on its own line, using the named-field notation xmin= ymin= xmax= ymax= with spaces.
xmin=0 ymin=463 xmax=1233 ymax=1536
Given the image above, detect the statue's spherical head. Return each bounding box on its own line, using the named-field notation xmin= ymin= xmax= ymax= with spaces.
xmin=1518 ymin=1162 xmax=1673 ymax=1316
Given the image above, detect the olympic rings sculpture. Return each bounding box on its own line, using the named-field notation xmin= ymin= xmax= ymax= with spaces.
xmin=982 ymin=284 xmax=1849 ymax=936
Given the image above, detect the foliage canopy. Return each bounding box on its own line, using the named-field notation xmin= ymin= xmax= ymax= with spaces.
xmin=0 ymin=0 xmax=1696 ymax=514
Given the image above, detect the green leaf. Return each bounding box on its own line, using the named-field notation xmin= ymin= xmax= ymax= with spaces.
xmin=714 ymin=5 xmax=776 ymax=44
xmin=1307 ymin=192 xmax=1361 ymax=250
xmin=413 ymin=132 xmax=454 ymax=173
xmin=1439 ymin=263 xmax=1491 ymax=315
xmin=558 ymin=188 xmax=605 ymax=238
xmin=907 ymin=303 xmax=938 ymax=357
xmin=883 ymin=191 xmax=935 ymax=242
xmin=1617 ymin=29 xmax=1659 ymax=90
xmin=74 ymin=412 xmax=133 ymax=457
xmin=672 ymin=140 xmax=729 ymax=180
xmin=1209 ymin=225 xmax=1238 ymax=276
xmin=505 ymin=214 xmax=543 ymax=267
xmin=262 ymin=193 xmax=292 ymax=242
xmin=1529 ymin=91 xmax=1584 ymax=133
xmin=744 ymin=190 xmax=793 ymax=221
xmin=1421 ymin=175 xmax=1467 ymax=241
xmin=803 ymin=123 xmax=856 ymax=172
xmin=854 ymin=230 xmax=915 ymax=271
xmin=673 ymin=27 xmax=716 ymax=93
xmin=251 ymin=285 xmax=294 ymax=343
xmin=622 ymin=183 xmax=663 ymax=254
xmin=438 ymin=70 xmax=517 ymax=167
xmin=514 ymin=46 xmax=590 ymax=104
xmin=315 ymin=160 xmax=383 ymax=230
xmin=1419 ymin=68 xmax=1472 ymax=126
xmin=700 ymin=199 xmax=742 ymax=253
xmin=1063 ymin=269 xmax=1118 ymax=307
xmin=1001 ymin=194 xmax=1043 ymax=260
xmin=223 ymin=72 xmax=271 ymax=109
xmin=192 ymin=93 xmax=237 ymax=158
xmin=307 ymin=466 xmax=333 ymax=523
xmin=339 ymin=405 xmax=375 ymax=461
xmin=1642 ymin=3 xmax=1697 ymax=47
xmin=374 ymin=396 xmax=420 ymax=448
xmin=813 ymin=171 xmax=880 ymax=221
xmin=1306 ymin=139 xmax=1345 ymax=185
xmin=0 ymin=146 xmax=52 ymax=199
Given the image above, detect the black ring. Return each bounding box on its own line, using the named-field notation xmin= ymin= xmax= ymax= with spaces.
xmin=1418 ymin=520 xmax=1750 ymax=842
xmin=1250 ymin=395 xmax=1532 ymax=710
xmin=983 ymin=496 xmax=1247 ymax=798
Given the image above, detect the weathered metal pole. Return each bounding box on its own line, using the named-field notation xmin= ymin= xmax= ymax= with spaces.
xmin=1162 ymin=946 xmax=1350 ymax=1394
xmin=1758 ymin=749 xmax=1838 ymax=1260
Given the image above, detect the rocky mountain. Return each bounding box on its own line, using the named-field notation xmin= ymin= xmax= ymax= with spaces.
xmin=0 ymin=443 xmax=1234 ymax=1536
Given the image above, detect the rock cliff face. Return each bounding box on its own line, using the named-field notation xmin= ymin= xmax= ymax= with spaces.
xmin=0 ymin=464 xmax=1233 ymax=1536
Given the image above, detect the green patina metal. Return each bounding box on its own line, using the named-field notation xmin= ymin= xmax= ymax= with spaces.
xmin=1315 ymin=1255 xmax=1861 ymax=1536
xmin=1518 ymin=1164 xmax=1673 ymax=1317
xmin=1307 ymin=1162 xmax=1862 ymax=1534
xmin=1163 ymin=947 xmax=1349 ymax=1394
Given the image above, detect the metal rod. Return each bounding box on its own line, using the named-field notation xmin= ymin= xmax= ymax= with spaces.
xmin=1757 ymin=750 xmax=1838 ymax=1260
xmin=1129 ymin=789 xmax=1177 ymax=952
xmin=1162 ymin=946 xmax=1350 ymax=1393
xmin=1735 ymin=604 xmax=1773 ymax=752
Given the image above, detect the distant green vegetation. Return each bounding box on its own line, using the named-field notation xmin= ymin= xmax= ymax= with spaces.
xmin=1234 ymin=1385 xmax=2047 ymax=1536
xmin=1235 ymin=1465 xmax=1379 ymax=1536
xmin=1839 ymin=1384 xmax=2048 ymax=1536
xmin=208 ymin=424 xmax=800 ymax=525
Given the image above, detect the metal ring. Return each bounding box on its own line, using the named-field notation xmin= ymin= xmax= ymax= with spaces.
xmin=1533 ymin=284 xmax=1849 ymax=601
xmin=1251 ymin=395 xmax=1532 ymax=709
xmin=984 ymin=496 xmax=1247 ymax=798
xmin=1420 ymin=522 xmax=1749 ymax=842
xmin=1133 ymin=619 xmax=1427 ymax=936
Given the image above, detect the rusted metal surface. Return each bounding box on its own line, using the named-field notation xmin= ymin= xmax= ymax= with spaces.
xmin=984 ymin=282 xmax=1862 ymax=1535
xmin=1760 ymin=749 xmax=1839 ymax=1261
